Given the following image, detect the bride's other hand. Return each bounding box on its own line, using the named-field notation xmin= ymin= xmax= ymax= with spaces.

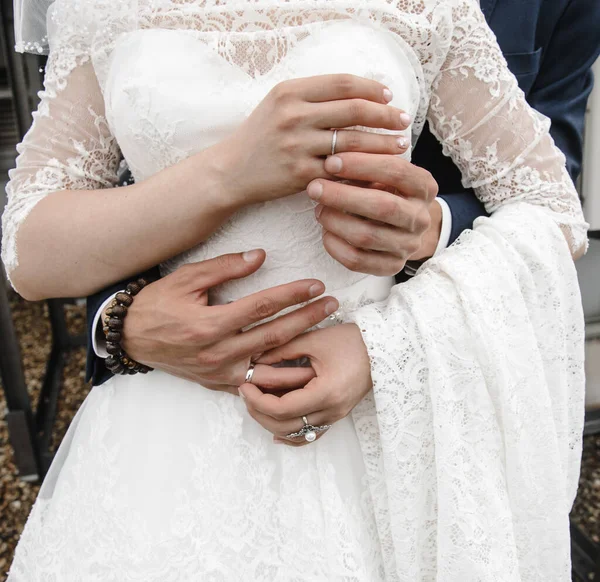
xmin=307 ymin=153 xmax=440 ymax=276
xmin=220 ymin=74 xmax=412 ymax=207
xmin=116 ymin=250 xmax=339 ymax=394
xmin=238 ymin=324 xmax=371 ymax=445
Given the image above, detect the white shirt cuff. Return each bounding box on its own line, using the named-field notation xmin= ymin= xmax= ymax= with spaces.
xmin=433 ymin=197 xmax=452 ymax=256
xmin=92 ymin=292 xmax=122 ymax=358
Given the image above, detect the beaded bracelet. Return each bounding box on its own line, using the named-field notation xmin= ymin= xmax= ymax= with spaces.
xmin=103 ymin=278 xmax=154 ymax=375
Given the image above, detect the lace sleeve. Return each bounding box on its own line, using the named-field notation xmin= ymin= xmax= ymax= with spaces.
xmin=426 ymin=0 xmax=588 ymax=257
xmin=1 ymin=52 xmax=121 ymax=283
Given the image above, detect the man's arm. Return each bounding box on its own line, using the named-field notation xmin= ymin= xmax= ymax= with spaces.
xmin=85 ymin=266 xmax=160 ymax=385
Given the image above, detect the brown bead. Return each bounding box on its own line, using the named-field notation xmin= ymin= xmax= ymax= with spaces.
xmin=115 ymin=292 xmax=133 ymax=307
xmin=106 ymin=331 xmax=122 ymax=343
xmin=137 ymin=278 xmax=148 ymax=288
xmin=106 ymin=343 xmax=122 ymax=356
xmin=108 ymin=317 xmax=124 ymax=330
xmin=105 ymin=356 xmax=121 ymax=370
xmin=126 ymin=281 xmax=142 ymax=295
xmin=111 ymin=304 xmax=127 ymax=317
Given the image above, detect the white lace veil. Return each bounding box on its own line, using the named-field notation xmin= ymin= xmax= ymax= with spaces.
xmin=13 ymin=0 xmax=54 ymax=54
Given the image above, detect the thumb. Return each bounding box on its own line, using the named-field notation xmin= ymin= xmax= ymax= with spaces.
xmin=183 ymin=249 xmax=266 ymax=291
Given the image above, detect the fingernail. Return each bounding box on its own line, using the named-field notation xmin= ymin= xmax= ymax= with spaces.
xmin=399 ymin=113 xmax=412 ymax=128
xmin=314 ymin=204 xmax=323 ymax=219
xmin=325 ymin=300 xmax=339 ymax=316
xmin=309 ymin=282 xmax=325 ymax=298
xmin=242 ymin=250 xmax=262 ymax=263
xmin=307 ymin=181 xmax=323 ymax=200
xmin=324 ymin=155 xmax=343 ymax=174
xmin=238 ymin=386 xmax=246 ymax=400
xmin=383 ymin=88 xmax=393 ymax=103
xmin=397 ymin=136 xmax=410 ymax=149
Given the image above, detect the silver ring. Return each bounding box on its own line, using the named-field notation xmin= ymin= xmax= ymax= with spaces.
xmin=286 ymin=417 xmax=332 ymax=443
xmin=331 ymin=129 xmax=338 ymax=156
xmin=245 ymin=363 xmax=256 ymax=384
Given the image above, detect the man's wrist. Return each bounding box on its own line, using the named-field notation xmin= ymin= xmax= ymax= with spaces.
xmin=92 ymin=292 xmax=122 ymax=358
xmin=411 ymin=199 xmax=444 ymax=261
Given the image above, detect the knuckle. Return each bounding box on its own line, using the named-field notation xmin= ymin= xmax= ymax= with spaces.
xmin=277 ymin=106 xmax=303 ymax=131
xmin=254 ymin=297 xmax=278 ymax=320
xmin=347 ymin=99 xmax=366 ymax=122
xmin=291 ymin=289 xmax=307 ymax=305
xmin=270 ymin=82 xmax=291 ymax=103
xmin=270 ymin=408 xmax=286 ymax=422
xmin=376 ymin=197 xmax=401 ymax=223
xmin=280 ymin=136 xmax=301 ymax=156
xmin=424 ymin=171 xmax=439 ymax=200
xmin=196 ymin=350 xmax=224 ymax=370
xmin=215 ymin=253 xmax=236 ymax=273
xmin=344 ymin=131 xmax=363 ymax=152
xmin=416 ymin=209 xmax=431 ymax=233
xmin=343 ymin=247 xmax=363 ymax=272
xmin=191 ymin=320 xmax=218 ymax=343
xmin=334 ymin=74 xmax=356 ymax=96
xmin=354 ymin=227 xmax=375 ymax=248
xmin=262 ymin=330 xmax=283 ymax=349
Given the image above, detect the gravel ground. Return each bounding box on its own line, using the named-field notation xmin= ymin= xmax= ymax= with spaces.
xmin=0 ymin=292 xmax=88 ymax=580
xmin=0 ymin=291 xmax=599 ymax=578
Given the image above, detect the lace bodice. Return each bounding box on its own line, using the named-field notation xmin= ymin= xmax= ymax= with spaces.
xmin=1 ymin=0 xmax=588 ymax=293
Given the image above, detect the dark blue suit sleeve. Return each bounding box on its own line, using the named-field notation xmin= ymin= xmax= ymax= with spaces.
xmin=526 ymin=0 xmax=600 ymax=181
xmin=85 ymin=266 xmax=161 ymax=386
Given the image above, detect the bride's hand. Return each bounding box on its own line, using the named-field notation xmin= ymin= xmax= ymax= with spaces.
xmin=238 ymin=324 xmax=372 ymax=445
xmin=218 ymin=74 xmax=412 ymax=206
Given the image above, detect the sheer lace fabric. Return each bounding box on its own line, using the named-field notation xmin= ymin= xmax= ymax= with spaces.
xmin=3 ymin=0 xmax=587 ymax=580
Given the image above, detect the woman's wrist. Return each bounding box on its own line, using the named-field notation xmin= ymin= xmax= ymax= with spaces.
xmin=200 ymin=138 xmax=249 ymax=214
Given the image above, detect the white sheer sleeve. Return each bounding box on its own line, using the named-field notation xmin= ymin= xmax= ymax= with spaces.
xmin=1 ymin=53 xmax=121 ymax=284
xmin=346 ymin=1 xmax=587 ymax=579
xmin=426 ymin=0 xmax=587 ymax=257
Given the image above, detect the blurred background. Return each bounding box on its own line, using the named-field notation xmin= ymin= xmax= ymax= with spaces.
xmin=0 ymin=1 xmax=599 ymax=580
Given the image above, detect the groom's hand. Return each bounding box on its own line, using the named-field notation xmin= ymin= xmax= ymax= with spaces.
xmin=116 ymin=250 xmax=339 ymax=394
xmin=307 ymin=153 xmax=440 ymax=275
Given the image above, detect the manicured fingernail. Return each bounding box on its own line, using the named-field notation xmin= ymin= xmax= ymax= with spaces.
xmin=325 ymin=156 xmax=343 ymax=174
xmin=314 ymin=204 xmax=323 ymax=219
xmin=383 ymin=88 xmax=393 ymax=103
xmin=242 ymin=250 xmax=262 ymax=262
xmin=238 ymin=386 xmax=246 ymax=400
xmin=309 ymin=282 xmax=325 ymax=297
xmin=325 ymin=300 xmax=338 ymax=316
xmin=399 ymin=113 xmax=412 ymax=128
xmin=397 ymin=136 xmax=410 ymax=149
xmin=307 ymin=181 xmax=323 ymax=200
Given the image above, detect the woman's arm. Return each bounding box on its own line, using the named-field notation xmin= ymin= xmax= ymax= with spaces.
xmin=3 ymin=48 xmax=409 ymax=300
xmin=2 ymin=60 xmax=238 ymax=300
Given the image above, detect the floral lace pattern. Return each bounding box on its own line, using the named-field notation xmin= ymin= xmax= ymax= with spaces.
xmin=3 ymin=0 xmax=587 ymax=580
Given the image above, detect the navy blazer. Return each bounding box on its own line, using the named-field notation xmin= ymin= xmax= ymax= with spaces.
xmin=86 ymin=0 xmax=600 ymax=386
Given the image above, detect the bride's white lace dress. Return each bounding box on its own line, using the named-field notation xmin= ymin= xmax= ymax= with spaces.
xmin=2 ymin=1 xmax=588 ymax=580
